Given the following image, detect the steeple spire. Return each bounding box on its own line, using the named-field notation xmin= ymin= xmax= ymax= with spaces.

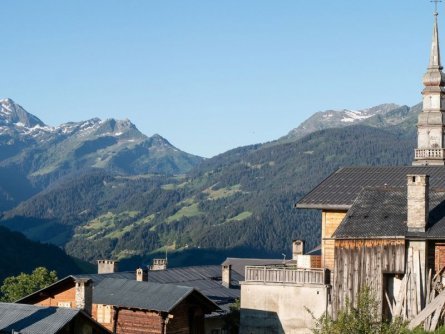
xmin=413 ymin=7 xmax=445 ymax=166
xmin=429 ymin=11 xmax=442 ymax=69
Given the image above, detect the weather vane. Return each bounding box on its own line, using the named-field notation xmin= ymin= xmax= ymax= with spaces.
xmin=432 ymin=0 xmax=442 ymax=14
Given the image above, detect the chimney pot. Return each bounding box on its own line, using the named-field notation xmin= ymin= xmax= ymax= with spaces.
xmin=407 ymin=174 xmax=429 ymax=232
xmin=75 ymin=278 xmax=92 ymax=315
xmin=97 ymin=260 xmax=118 ymax=274
xmin=292 ymin=240 xmax=305 ymax=260
xmin=136 ymin=267 xmax=148 ymax=281
xmin=222 ymin=264 xmax=232 ymax=288
xmin=149 ymin=259 xmax=167 ymax=271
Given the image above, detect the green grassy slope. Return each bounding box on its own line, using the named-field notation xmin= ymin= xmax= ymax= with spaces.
xmin=2 ymin=124 xmax=415 ymax=268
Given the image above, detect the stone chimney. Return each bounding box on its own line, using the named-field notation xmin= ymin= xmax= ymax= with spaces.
xmin=149 ymin=259 xmax=167 ymax=271
xmin=222 ymin=264 xmax=231 ymax=288
xmin=407 ymin=175 xmax=429 ymax=232
xmin=292 ymin=240 xmax=305 ymax=260
xmin=136 ymin=267 xmax=148 ymax=281
xmin=75 ymin=278 xmax=92 ymax=315
xmin=97 ymin=260 xmax=118 ymax=274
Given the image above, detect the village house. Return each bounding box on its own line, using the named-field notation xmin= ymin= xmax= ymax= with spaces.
xmin=240 ymin=8 xmax=445 ymax=334
xmin=17 ymin=261 xmax=219 ymax=334
xmin=0 ymin=302 xmax=110 ymax=334
xmin=16 ymin=259 xmax=240 ymax=334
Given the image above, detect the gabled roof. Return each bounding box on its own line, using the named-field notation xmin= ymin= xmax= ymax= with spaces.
xmin=18 ymin=265 xmax=235 ymax=315
xmin=296 ymin=166 xmax=445 ymax=210
xmin=93 ymin=278 xmax=219 ymax=313
xmin=0 ymin=303 xmax=107 ymax=334
xmin=135 ymin=265 xmax=241 ymax=305
xmin=74 ymin=265 xmax=240 ymax=312
xmin=17 ymin=276 xmax=82 ymax=305
xmin=333 ymin=186 xmax=445 ymax=239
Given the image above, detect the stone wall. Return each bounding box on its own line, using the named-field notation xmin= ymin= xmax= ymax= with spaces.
xmin=240 ymin=282 xmax=329 ymax=334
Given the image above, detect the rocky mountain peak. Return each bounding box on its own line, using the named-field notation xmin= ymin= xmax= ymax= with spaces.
xmin=281 ymin=103 xmax=405 ymax=142
xmin=0 ymin=98 xmax=46 ymax=128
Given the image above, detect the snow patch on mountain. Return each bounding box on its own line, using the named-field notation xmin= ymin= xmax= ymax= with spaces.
xmin=281 ymin=103 xmax=403 ymax=142
xmin=340 ymin=110 xmax=374 ymax=123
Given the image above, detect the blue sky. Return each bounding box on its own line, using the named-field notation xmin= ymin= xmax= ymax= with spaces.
xmin=0 ymin=1 xmax=438 ymax=157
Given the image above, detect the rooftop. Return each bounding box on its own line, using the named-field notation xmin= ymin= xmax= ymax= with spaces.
xmin=92 ymin=278 xmax=218 ymax=313
xmin=0 ymin=303 xmax=100 ymax=334
xmin=334 ymin=186 xmax=445 ymax=239
xmin=296 ymin=166 xmax=445 ymax=210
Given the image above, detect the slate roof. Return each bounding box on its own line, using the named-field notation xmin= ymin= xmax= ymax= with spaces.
xmin=333 ymin=186 xmax=445 ymax=239
xmin=139 ymin=265 xmax=240 ymax=306
xmin=296 ymin=166 xmax=445 ymax=210
xmin=0 ymin=303 xmax=83 ymax=334
xmin=93 ymin=278 xmax=218 ymax=313
xmin=74 ymin=265 xmax=240 ymax=313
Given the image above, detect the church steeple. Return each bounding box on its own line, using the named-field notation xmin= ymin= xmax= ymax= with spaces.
xmin=428 ymin=11 xmax=441 ymax=70
xmin=413 ymin=8 xmax=445 ymax=166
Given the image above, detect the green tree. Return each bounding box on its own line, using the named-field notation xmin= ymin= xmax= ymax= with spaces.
xmin=0 ymin=267 xmax=58 ymax=302
xmin=311 ymin=286 xmax=408 ymax=334
xmin=224 ymin=298 xmax=240 ymax=334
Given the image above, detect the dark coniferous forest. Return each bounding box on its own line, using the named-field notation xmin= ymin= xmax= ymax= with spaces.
xmin=1 ymin=119 xmax=416 ymax=271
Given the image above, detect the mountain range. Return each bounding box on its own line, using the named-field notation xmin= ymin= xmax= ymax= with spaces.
xmin=279 ymin=103 xmax=419 ymax=142
xmin=0 ymin=98 xmax=202 ymax=212
xmin=0 ymin=99 xmax=421 ymax=271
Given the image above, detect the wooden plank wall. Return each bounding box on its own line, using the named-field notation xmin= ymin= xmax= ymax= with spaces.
xmin=322 ymin=210 xmax=347 ymax=270
xmin=332 ymin=239 xmax=405 ymax=317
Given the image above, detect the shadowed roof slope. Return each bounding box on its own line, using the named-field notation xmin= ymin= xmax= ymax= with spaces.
xmin=296 ymin=166 xmax=445 ymax=210
xmin=0 ymin=303 xmax=105 ymax=334
xmin=333 ymin=187 xmax=445 ymax=239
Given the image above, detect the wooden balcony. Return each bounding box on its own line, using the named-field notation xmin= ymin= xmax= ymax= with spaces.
xmin=415 ymin=148 xmax=445 ymax=159
xmin=244 ymin=265 xmax=330 ymax=285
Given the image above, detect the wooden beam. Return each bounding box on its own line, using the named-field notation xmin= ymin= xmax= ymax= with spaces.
xmin=408 ymin=289 xmax=445 ymax=330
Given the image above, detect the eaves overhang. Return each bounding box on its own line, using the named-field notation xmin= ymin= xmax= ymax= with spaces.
xmin=295 ymin=203 xmax=351 ymax=210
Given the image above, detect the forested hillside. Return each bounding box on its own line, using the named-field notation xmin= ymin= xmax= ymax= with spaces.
xmin=0 ymin=98 xmax=203 ymax=211
xmin=0 ymin=225 xmax=91 ymax=282
xmin=2 ymin=123 xmax=416 ymax=268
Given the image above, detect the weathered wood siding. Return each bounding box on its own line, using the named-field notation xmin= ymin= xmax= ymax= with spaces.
xmin=115 ymin=309 xmax=163 ymax=334
xmin=169 ymin=303 xmax=204 ymax=334
xmin=106 ymin=303 xmax=205 ymax=334
xmin=322 ymin=210 xmax=347 ymax=270
xmin=333 ymin=239 xmax=405 ymax=317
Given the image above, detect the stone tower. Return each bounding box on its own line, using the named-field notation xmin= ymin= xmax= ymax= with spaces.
xmin=414 ymin=10 xmax=445 ymax=165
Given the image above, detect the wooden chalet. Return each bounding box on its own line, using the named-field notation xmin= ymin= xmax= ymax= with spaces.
xmin=18 ymin=275 xmax=219 ymax=334
xmin=294 ymin=8 xmax=445 ymax=329
xmin=296 ymin=167 xmax=445 ymax=319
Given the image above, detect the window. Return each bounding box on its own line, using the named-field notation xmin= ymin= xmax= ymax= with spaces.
xmin=97 ymin=304 xmax=112 ymax=324
xmin=57 ymin=301 xmax=71 ymax=308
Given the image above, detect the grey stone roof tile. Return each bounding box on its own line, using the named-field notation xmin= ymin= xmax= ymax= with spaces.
xmin=92 ymin=278 xmax=218 ymax=313
xmin=0 ymin=303 xmax=80 ymax=334
xmin=333 ymin=186 xmax=445 ymax=239
xmin=296 ymin=166 xmax=445 ymax=209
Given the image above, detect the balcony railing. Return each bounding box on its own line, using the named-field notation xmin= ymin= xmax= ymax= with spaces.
xmin=415 ymin=148 xmax=445 ymax=159
xmin=244 ymin=266 xmax=330 ymax=285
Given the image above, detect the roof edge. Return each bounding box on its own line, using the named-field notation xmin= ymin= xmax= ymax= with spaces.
xmin=16 ymin=275 xmax=78 ymax=304
xmin=169 ymin=288 xmax=220 ymax=313
xmin=295 ymin=204 xmax=351 ymax=210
